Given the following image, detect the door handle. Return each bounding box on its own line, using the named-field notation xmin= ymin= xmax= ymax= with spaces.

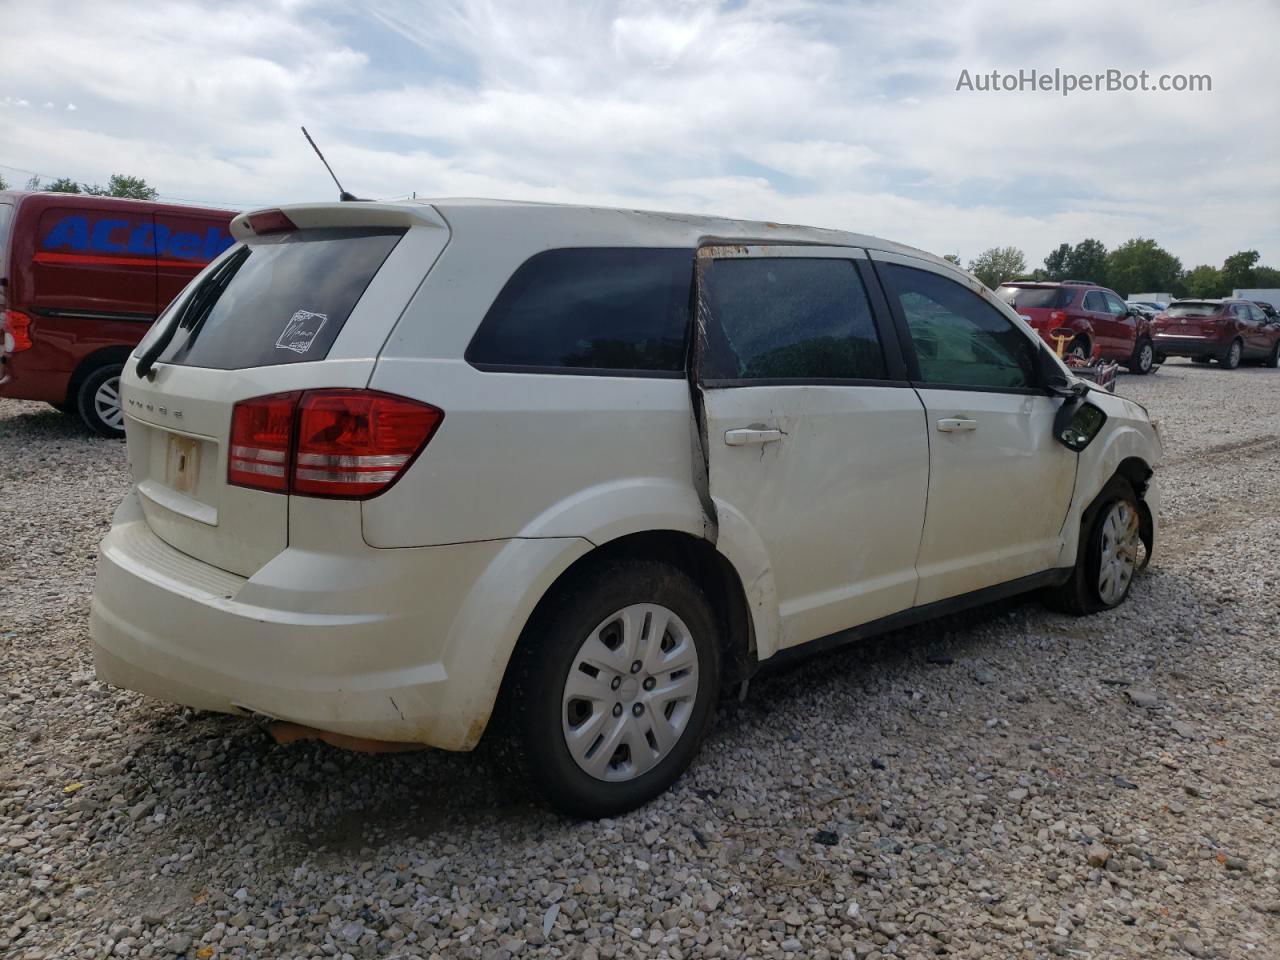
xmin=936 ymin=417 xmax=978 ymax=433
xmin=724 ymin=427 xmax=785 ymax=446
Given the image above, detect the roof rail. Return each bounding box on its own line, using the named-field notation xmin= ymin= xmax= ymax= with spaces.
xmin=1061 ymin=279 xmax=1096 ymax=286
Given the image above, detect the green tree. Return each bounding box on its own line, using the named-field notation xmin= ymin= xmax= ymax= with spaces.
xmin=1106 ymin=238 xmax=1182 ymax=299
xmin=0 ymin=173 xmax=7 ymax=191
xmin=968 ymin=246 xmax=1026 ymax=290
xmin=84 ymin=173 xmax=158 ymax=201
xmin=1065 ymin=239 xmax=1109 ymax=286
xmin=1221 ymin=250 xmax=1260 ymax=292
xmin=46 ymin=177 xmax=82 ymax=193
xmin=942 ymin=253 xmax=961 ymax=266
xmin=1255 ymin=265 xmax=1280 ymax=287
xmin=25 ymin=175 xmax=42 ymax=190
xmin=1042 ymin=243 xmax=1071 ymax=280
xmin=1182 ymin=265 xmax=1225 ymax=299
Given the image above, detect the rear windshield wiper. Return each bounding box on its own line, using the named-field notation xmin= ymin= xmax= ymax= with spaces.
xmin=135 ymin=247 xmax=250 ymax=380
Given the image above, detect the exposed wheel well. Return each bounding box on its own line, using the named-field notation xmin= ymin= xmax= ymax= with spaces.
xmin=1114 ymin=457 xmax=1155 ymax=566
xmin=501 ymin=531 xmax=755 ymax=708
xmin=65 ymin=347 xmax=132 ymax=406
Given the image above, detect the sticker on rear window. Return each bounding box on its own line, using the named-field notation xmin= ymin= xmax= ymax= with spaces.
xmin=275 ymin=310 xmax=328 ymax=354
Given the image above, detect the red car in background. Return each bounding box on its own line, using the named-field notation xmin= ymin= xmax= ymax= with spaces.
xmin=994 ymin=280 xmax=1156 ymax=375
xmin=1151 ymin=299 xmax=1280 ymax=369
xmin=0 ymin=191 xmax=235 ymax=436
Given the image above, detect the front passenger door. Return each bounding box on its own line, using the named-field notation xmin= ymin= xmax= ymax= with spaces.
xmin=872 ymin=254 xmax=1078 ymax=606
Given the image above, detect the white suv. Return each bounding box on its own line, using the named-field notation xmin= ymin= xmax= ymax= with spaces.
xmin=92 ymin=200 xmax=1161 ymax=817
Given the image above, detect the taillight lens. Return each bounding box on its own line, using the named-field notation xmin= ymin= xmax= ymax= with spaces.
xmin=227 ymin=389 xmax=442 ymax=499
xmin=1048 ymin=310 xmax=1067 ymax=324
xmin=228 ymin=392 xmax=299 ymax=493
xmin=2 ymin=309 xmax=34 ymax=352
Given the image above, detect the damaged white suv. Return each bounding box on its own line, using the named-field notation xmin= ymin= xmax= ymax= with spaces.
xmin=92 ymin=200 xmax=1161 ymax=817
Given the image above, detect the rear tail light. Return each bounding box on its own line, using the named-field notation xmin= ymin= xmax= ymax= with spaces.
xmin=245 ymin=209 xmax=298 ymax=235
xmin=228 ymin=389 xmax=442 ymax=499
xmin=1 ymin=309 xmax=33 ymax=353
xmin=1048 ymin=310 xmax=1067 ymax=324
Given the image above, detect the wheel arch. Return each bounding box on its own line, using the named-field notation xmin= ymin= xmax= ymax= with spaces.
xmin=494 ymin=530 xmax=757 ymax=731
xmin=65 ymin=346 xmax=132 ymax=405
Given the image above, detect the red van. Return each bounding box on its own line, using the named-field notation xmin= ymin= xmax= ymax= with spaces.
xmin=0 ymin=191 xmax=236 ymax=436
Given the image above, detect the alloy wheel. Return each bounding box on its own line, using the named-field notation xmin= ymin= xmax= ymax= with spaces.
xmin=561 ymin=603 xmax=700 ymax=782
xmin=93 ymin=375 xmax=125 ymax=431
xmin=1097 ymin=501 xmax=1141 ymax=606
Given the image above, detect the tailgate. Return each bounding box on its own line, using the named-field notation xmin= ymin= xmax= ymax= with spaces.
xmin=119 ymin=202 xmax=450 ymax=577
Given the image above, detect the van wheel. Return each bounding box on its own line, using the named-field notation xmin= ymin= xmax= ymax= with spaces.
xmin=508 ymin=560 xmax=720 ymax=818
xmin=1043 ymin=478 xmax=1143 ymax=616
xmin=1220 ymin=339 xmax=1243 ymax=369
xmin=1128 ymin=337 xmax=1155 ymax=375
xmin=76 ymin=364 xmax=126 ymax=438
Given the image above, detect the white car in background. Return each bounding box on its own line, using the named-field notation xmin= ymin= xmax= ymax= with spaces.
xmin=91 ymin=200 xmax=1162 ymax=817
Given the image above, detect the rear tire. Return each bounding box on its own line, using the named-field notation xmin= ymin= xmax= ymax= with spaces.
xmin=76 ymin=363 xmax=126 ymax=438
xmin=1043 ymin=478 xmax=1143 ymax=616
xmin=507 ymin=560 xmax=721 ymax=818
xmin=1220 ymin=339 xmax=1243 ymax=369
xmin=1128 ymin=337 xmax=1155 ymax=375
xmin=1067 ymin=338 xmax=1089 ymax=363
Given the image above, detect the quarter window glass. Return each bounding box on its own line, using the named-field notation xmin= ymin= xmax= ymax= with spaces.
xmin=701 ymin=257 xmax=887 ymax=381
xmin=881 ymin=263 xmax=1036 ymax=389
xmin=1084 ymin=291 xmax=1106 ymax=312
xmin=467 ymin=248 xmax=691 ymax=372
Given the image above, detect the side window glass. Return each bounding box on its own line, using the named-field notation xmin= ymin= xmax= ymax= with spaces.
xmin=1083 ymin=291 xmax=1104 ymax=312
xmin=1105 ymin=294 xmax=1127 ymax=316
xmin=466 ymin=248 xmax=692 ymax=372
xmin=880 ymin=263 xmax=1036 ymax=390
xmin=701 ymin=257 xmax=888 ymax=381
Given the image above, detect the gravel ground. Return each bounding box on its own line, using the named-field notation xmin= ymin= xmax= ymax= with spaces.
xmin=2 ymin=360 xmax=1279 ymax=960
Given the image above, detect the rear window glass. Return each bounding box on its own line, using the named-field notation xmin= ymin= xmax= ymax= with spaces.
xmin=466 ymin=248 xmax=692 ymax=373
xmin=995 ymin=285 xmax=1075 ymax=309
xmin=702 ymin=258 xmax=887 ymax=381
xmin=155 ymin=227 xmax=404 ymax=370
xmin=1166 ymin=302 xmax=1220 ymax=318
xmin=0 ymin=203 xmax=14 ymax=279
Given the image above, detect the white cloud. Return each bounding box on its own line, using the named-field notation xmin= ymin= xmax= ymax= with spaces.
xmin=0 ymin=0 xmax=1275 ymax=269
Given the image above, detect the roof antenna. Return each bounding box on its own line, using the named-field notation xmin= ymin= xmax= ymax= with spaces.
xmin=301 ymin=126 xmax=363 ymax=201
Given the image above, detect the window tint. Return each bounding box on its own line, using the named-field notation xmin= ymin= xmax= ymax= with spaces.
xmin=1083 ymin=291 xmax=1106 ymax=312
xmin=700 ymin=258 xmax=887 ymax=381
xmin=1166 ymin=302 xmax=1219 ymax=317
xmin=880 ymin=263 xmax=1036 ymax=389
xmin=467 ymin=248 xmax=692 ymax=373
xmin=1104 ymin=293 xmax=1128 ymax=316
xmin=156 ymin=227 xmax=404 ymax=370
xmin=1249 ymin=304 xmax=1267 ymax=322
xmin=995 ymin=285 xmax=1075 ymax=309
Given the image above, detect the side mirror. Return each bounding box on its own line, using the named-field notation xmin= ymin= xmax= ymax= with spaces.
xmin=1054 ymin=398 xmax=1108 ymax=452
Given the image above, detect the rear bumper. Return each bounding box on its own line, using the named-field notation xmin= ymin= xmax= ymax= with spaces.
xmin=91 ymin=493 xmax=591 ymax=749
xmin=0 ymin=354 xmax=72 ymax=403
xmin=1151 ymin=334 xmax=1226 ymax=358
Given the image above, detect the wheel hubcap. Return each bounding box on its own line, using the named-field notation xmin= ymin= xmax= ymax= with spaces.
xmin=94 ymin=376 xmax=124 ymax=430
xmin=1229 ymin=343 xmax=1241 ymax=365
xmin=562 ymin=603 xmax=699 ymax=782
xmin=1140 ymin=345 xmax=1153 ymax=370
xmin=1097 ymin=501 xmax=1141 ymax=605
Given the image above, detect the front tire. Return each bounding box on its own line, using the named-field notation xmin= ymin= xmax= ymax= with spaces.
xmin=1220 ymin=339 xmax=1243 ymax=369
xmin=508 ymin=560 xmax=721 ymax=818
xmin=1128 ymin=337 xmax=1155 ymax=375
xmin=1044 ymin=478 xmax=1143 ymax=616
xmin=76 ymin=364 xmax=126 ymax=438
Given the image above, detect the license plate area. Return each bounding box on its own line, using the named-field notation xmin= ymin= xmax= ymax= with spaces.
xmin=166 ymin=434 xmax=202 ymax=495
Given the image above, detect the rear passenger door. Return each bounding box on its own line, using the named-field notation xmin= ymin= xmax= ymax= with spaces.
xmin=694 ymin=245 xmax=929 ymax=649
xmin=1081 ymin=290 xmax=1111 ymax=356
xmin=871 ymin=253 xmax=1078 ymax=606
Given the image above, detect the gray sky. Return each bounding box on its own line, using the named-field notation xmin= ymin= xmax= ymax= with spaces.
xmin=2 ymin=0 xmax=1276 ymax=270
